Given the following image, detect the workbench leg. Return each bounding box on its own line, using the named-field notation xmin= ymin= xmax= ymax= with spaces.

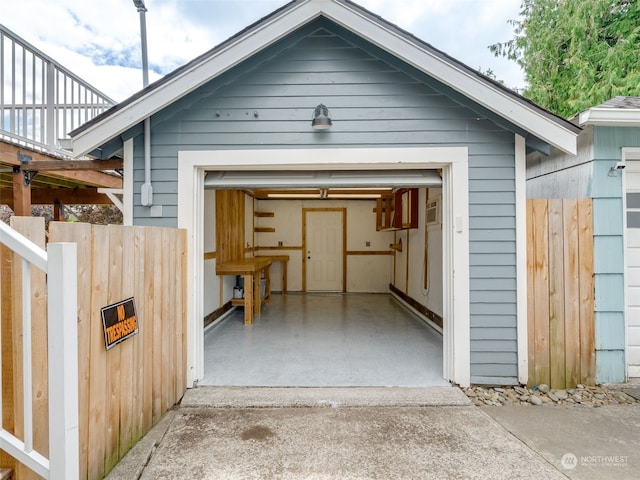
xmin=282 ymin=263 xmax=287 ymax=295
xmin=254 ymin=271 xmax=261 ymax=315
xmin=243 ymin=274 xmax=253 ymax=324
xmin=264 ymin=265 xmax=271 ymax=305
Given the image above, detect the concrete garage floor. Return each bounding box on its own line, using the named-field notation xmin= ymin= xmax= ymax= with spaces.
xmin=201 ymin=293 xmax=448 ymax=387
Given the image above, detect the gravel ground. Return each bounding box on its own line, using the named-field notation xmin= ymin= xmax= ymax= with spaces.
xmin=463 ymin=383 xmax=638 ymax=407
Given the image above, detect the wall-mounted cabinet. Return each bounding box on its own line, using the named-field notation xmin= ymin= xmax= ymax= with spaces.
xmin=376 ymin=188 xmax=419 ymax=231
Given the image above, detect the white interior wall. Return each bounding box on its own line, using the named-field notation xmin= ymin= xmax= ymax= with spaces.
xmin=394 ymin=230 xmax=408 ymax=292
xmin=393 ymin=188 xmax=443 ymax=316
xmin=255 ymin=199 xmax=394 ymax=292
xmin=255 ymin=199 xmax=303 ymax=291
xmin=426 ymin=189 xmax=444 ymax=316
xmin=346 ymin=201 xmax=394 ymax=292
xmin=410 ymin=188 xmax=443 ymax=316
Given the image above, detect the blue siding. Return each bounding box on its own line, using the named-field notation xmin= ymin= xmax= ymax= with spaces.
xmin=595 ymin=312 xmax=626 ymax=350
xmin=529 ymin=125 xmax=639 ymax=384
xmin=128 ymin=19 xmax=521 ymax=384
xmin=596 ymin=350 xmax=626 ymax=384
xmin=592 ymin=126 xmax=640 ymax=383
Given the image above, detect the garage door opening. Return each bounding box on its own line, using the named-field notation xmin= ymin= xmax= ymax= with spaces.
xmin=200 ymin=183 xmax=447 ymax=387
xmin=177 ymin=147 xmax=471 ymax=387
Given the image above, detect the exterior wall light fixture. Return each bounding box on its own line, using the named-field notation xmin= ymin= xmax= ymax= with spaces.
xmin=311 ymin=104 xmax=332 ymax=130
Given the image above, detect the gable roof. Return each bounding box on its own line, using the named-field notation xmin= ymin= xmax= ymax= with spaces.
xmin=577 ymin=96 xmax=640 ymax=126
xmin=68 ymin=0 xmax=580 ymax=156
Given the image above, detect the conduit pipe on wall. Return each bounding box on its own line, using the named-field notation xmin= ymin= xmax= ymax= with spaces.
xmin=141 ymin=117 xmax=153 ymax=206
xmin=134 ymin=0 xmax=153 ymax=207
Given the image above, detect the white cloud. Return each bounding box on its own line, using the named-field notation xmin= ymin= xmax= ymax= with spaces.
xmin=358 ymin=0 xmax=452 ymax=27
xmin=2 ymin=0 xmax=524 ymax=102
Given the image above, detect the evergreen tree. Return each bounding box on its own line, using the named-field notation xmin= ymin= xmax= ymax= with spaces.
xmin=490 ymin=0 xmax=640 ymax=117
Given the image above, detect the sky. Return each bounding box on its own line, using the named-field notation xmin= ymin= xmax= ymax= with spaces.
xmin=2 ymin=0 xmax=525 ymax=103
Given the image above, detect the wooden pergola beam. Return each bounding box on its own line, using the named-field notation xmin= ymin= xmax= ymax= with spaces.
xmin=31 ymin=188 xmax=113 ymax=205
xmin=48 ymin=169 xmax=122 ymax=189
xmin=0 ymin=141 xmax=122 ymax=189
xmin=26 ymin=159 xmax=123 ymax=171
xmin=1 ymin=187 xmax=113 ymax=206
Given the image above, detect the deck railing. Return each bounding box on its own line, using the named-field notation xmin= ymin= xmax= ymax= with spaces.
xmin=0 ymin=220 xmax=79 ymax=479
xmin=0 ymin=24 xmax=115 ymax=156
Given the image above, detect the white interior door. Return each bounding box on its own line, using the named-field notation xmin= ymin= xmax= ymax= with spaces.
xmin=306 ymin=210 xmax=343 ymax=292
xmin=626 ymin=159 xmax=640 ymax=377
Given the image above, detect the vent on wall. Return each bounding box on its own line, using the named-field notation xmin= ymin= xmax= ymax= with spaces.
xmin=426 ymin=200 xmax=440 ymax=226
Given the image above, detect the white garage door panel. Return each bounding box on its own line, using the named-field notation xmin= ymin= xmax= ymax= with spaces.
xmin=627 ymin=249 xmax=640 ymax=264
xmin=628 ymin=229 xmax=640 ymax=247
xmin=626 ymin=158 xmax=640 ymax=376
xmin=628 ymin=345 xmax=640 ymax=366
xmin=628 ymin=268 xmax=640 ymax=286
xmin=628 ymin=287 xmax=640 ymax=307
xmin=628 ymin=324 xmax=640 ymax=343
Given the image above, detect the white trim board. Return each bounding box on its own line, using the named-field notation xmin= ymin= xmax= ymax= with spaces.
xmin=70 ymin=0 xmax=578 ymax=157
xmin=515 ymin=134 xmax=528 ymax=385
xmin=579 ymin=108 xmax=640 ymax=127
xmin=178 ymin=146 xmax=471 ymax=387
xmin=123 ymin=138 xmax=134 ymax=226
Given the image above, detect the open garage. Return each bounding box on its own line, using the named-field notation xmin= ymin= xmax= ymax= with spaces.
xmin=67 ymin=0 xmax=580 ymax=388
xmin=198 ymin=169 xmax=447 ymax=386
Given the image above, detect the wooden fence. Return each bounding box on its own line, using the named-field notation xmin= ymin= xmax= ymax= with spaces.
xmin=527 ymin=199 xmax=595 ymax=389
xmin=1 ymin=218 xmax=187 ymax=480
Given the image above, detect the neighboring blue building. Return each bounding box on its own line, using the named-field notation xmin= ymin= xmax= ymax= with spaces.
xmin=527 ymin=97 xmax=640 ymax=383
xmin=68 ymin=0 xmax=579 ymax=388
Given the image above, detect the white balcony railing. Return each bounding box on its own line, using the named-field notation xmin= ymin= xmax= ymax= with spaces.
xmin=0 ymin=24 xmax=115 ymax=156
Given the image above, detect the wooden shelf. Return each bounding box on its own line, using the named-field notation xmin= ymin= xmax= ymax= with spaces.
xmin=254 ymin=211 xmax=274 ymax=217
xmin=232 ymin=293 xmax=270 ymax=307
xmin=254 ymin=227 xmax=276 ymax=233
xmin=376 ymin=188 xmax=418 ymax=231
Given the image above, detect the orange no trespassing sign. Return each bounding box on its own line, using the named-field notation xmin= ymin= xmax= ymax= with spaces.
xmin=101 ymin=297 xmax=139 ymax=350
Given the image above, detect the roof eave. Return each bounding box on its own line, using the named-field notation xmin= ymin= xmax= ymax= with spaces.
xmin=579 ymin=108 xmax=640 ymax=127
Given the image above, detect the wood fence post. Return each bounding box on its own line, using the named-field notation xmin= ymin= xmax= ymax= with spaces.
xmin=47 ymin=242 xmax=79 ymax=480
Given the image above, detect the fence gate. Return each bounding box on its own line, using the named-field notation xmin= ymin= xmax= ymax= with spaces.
xmin=0 ymin=217 xmax=79 ymax=480
xmin=527 ymin=198 xmax=595 ymax=388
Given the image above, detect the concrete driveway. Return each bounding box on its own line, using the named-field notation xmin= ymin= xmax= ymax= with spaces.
xmin=484 ymin=403 xmax=640 ymax=479
xmin=106 ymin=387 xmax=573 ymax=480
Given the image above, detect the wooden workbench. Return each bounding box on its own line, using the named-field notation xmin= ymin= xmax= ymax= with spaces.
xmin=216 ymin=257 xmax=272 ymax=324
xmin=255 ymin=254 xmax=289 ymax=294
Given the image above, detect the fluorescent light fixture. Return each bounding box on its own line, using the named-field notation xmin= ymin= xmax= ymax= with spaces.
xmin=327 ymin=193 xmax=381 ymax=199
xmin=333 ymin=187 xmax=393 ymax=191
xmin=267 ymin=193 xmax=321 ymax=199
